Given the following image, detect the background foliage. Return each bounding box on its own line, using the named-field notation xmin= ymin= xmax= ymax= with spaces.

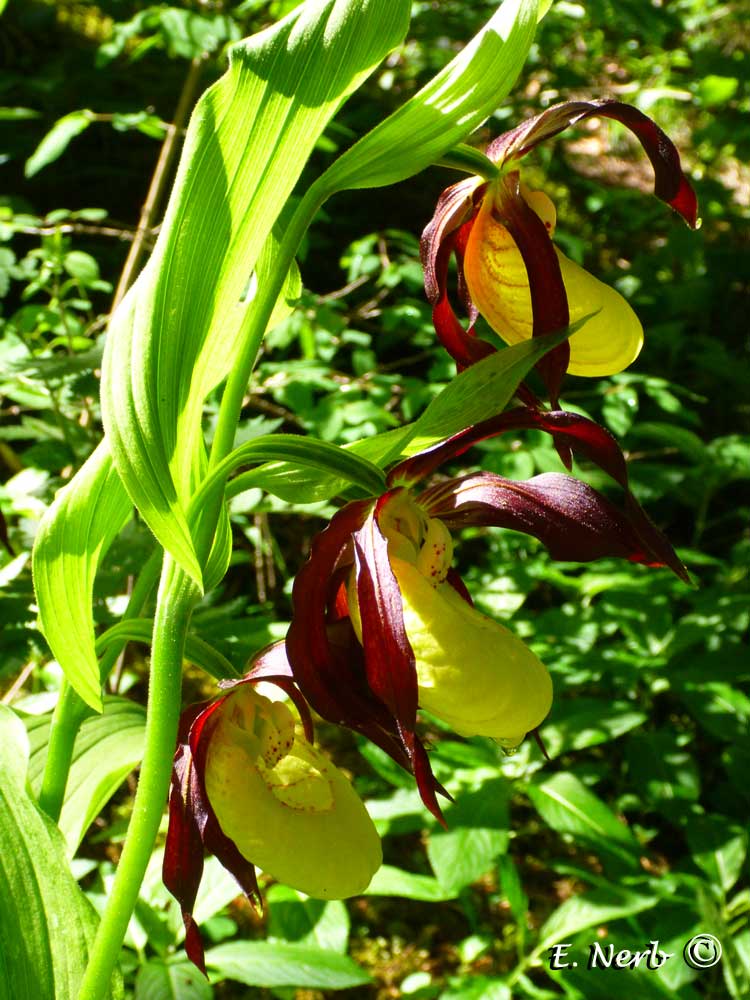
xmin=1 ymin=1 xmax=748 ymax=998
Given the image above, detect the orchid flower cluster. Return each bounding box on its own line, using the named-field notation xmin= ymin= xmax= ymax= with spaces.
xmin=164 ymin=99 xmax=698 ymax=969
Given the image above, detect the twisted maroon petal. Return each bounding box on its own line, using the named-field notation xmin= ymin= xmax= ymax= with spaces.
xmin=431 ymin=229 xmax=495 ymax=369
xmin=354 ymin=494 xmax=418 ymax=733
xmin=286 ymin=496 xmax=448 ymax=820
xmin=163 ymin=691 xmax=261 ymax=976
xmin=163 ymin=744 xmax=208 ymax=974
xmin=486 ymin=99 xmax=698 ymax=228
xmin=392 ymin=405 xmax=687 ymax=581
xmin=491 ymin=172 xmax=570 ymax=404
xmin=421 ymin=176 xmax=484 ymax=302
xmin=420 ymin=470 xmax=672 ymax=568
xmin=286 ymin=499 xmax=384 ymax=728
xmin=421 ymin=177 xmax=494 ymax=371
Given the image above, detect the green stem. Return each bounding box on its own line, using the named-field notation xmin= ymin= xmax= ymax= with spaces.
xmin=77 ymin=557 xmax=198 ymax=1000
xmin=38 ymin=547 xmax=162 ymax=822
xmin=208 ymin=177 xmax=329 ymax=471
xmin=37 ymin=684 xmax=83 ymax=820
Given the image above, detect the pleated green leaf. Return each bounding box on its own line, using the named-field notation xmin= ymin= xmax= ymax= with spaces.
xmin=101 ymin=0 xmax=411 ymax=586
xmin=32 ymin=441 xmax=132 ymax=712
xmin=321 ymin=0 xmax=539 ymax=193
xmin=0 ymin=706 xmax=122 ymax=1000
xmin=26 ymin=698 xmax=147 ymax=856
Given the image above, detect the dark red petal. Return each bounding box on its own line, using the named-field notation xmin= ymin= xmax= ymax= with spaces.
xmin=163 ymin=744 xmax=207 ymax=974
xmin=389 ymin=405 xmax=622 ymax=485
xmin=486 ymin=99 xmax=698 ymax=228
xmin=200 ymin=810 xmax=261 ymax=911
xmin=420 ymin=470 xmax=673 ymax=568
xmin=432 ymin=232 xmax=495 ymax=368
xmin=286 ymin=498 xmax=449 ymax=818
xmin=492 ymin=172 xmax=570 ymax=405
xmin=164 ymin=694 xmax=265 ymax=975
xmin=453 ymin=217 xmax=480 ymax=321
xmin=353 ymin=495 xmax=418 ymax=732
xmin=285 ymin=504 xmax=416 ymax=749
xmin=445 ymin=567 xmax=474 ymax=605
xmin=286 ymin=499 xmax=375 ymax=726
xmin=421 ymin=177 xmax=484 ymax=302
xmin=400 ymin=404 xmax=687 ymax=581
xmin=402 ymin=728 xmax=450 ymax=828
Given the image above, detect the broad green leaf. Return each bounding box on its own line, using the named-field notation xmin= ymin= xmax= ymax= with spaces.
xmin=32 ymin=440 xmax=132 ymax=711
xmin=101 ymin=0 xmax=411 ymax=584
xmin=536 ymin=885 xmax=658 ymax=952
xmin=205 ymin=941 xmax=371 ymax=989
xmin=267 ymin=885 xmax=350 ymax=954
xmin=686 ymin=814 xmax=747 ymax=894
xmin=363 ymin=864 xmax=457 ymax=901
xmin=427 ymin=774 xmax=510 ymax=894
xmin=541 ymin=698 xmax=647 ymax=758
xmin=321 ymin=0 xmax=539 ymax=191
xmin=26 ymin=697 xmax=146 ymax=856
xmin=25 ymin=109 xmax=94 ymax=177
xmin=396 ymin=328 xmax=570 ymax=459
xmin=0 ymin=706 xmax=122 ymax=1000
xmin=527 ymin=771 xmax=640 ymax=867
xmin=625 ymin=730 xmax=700 ymax=821
xmin=231 ymin=331 xmax=569 ymax=504
xmin=676 ymin=678 xmax=750 ymax=744
xmin=135 ymin=960 xmax=212 ymax=1000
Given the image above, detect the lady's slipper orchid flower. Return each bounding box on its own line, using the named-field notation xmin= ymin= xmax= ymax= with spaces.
xmin=282 ymin=404 xmax=688 ymax=821
xmin=422 ymin=99 xmax=699 ymax=400
xmin=163 ymin=655 xmax=381 ymax=972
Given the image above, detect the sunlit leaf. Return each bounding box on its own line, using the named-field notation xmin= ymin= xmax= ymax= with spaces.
xmin=32 ymin=441 xmax=132 ymax=711
xmin=234 ymin=331 xmax=568 ymax=504
xmin=536 ymin=885 xmax=658 ymax=952
xmin=321 ymin=0 xmax=539 ymax=191
xmin=0 ymin=706 xmax=122 ymax=1000
xmin=26 ymin=697 xmax=146 ymax=855
xmin=25 ymin=110 xmax=94 ymax=178
xmin=205 ymin=941 xmax=370 ymax=989
xmin=527 ymin=771 xmax=640 ymax=868
xmin=101 ymin=0 xmax=411 ymax=584
xmin=135 ymin=960 xmax=211 ymax=1000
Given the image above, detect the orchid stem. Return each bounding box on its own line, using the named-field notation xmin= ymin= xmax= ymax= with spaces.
xmin=77 ymin=557 xmax=198 ymax=1000
xmin=38 ymin=547 xmax=162 ymax=822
